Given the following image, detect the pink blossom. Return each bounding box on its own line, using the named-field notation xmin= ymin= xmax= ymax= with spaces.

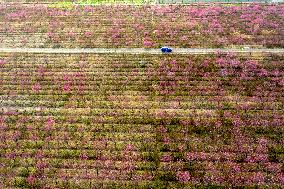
xmin=245 ymin=60 xmax=260 ymax=70
xmin=121 ymin=161 xmax=135 ymax=171
xmin=68 ymin=31 xmax=76 ymax=38
xmin=76 ymin=84 xmax=85 ymax=94
xmin=0 ymin=59 xmax=6 ymax=66
xmin=63 ymin=75 xmax=70 ymax=81
xmin=258 ymin=137 xmax=269 ymax=147
xmin=83 ymin=6 xmax=94 ymax=13
xmin=264 ymin=163 xmax=281 ymax=173
xmin=186 ymin=152 xmax=196 ymax=161
xmin=180 ymin=35 xmax=188 ymax=41
xmin=215 ymin=57 xmax=226 ymax=66
xmin=47 ymin=32 xmax=54 ymax=38
xmin=231 ymin=163 xmax=241 ymax=172
xmin=132 ymin=174 xmax=143 ymax=181
xmin=178 ymin=144 xmax=185 ymax=152
xmin=215 ymin=120 xmax=222 ymax=128
xmin=181 ymin=120 xmax=189 ymax=126
xmin=32 ymin=83 xmax=41 ymax=92
xmin=153 ymin=29 xmax=160 ymax=34
xmin=171 ymin=60 xmax=177 ymax=65
xmin=35 ymin=150 xmax=44 ymax=159
xmin=143 ymin=39 xmax=153 ymax=47
xmin=176 ymin=171 xmax=191 ymax=183
xmin=161 ymin=154 xmax=172 ymax=162
xmin=63 ymin=83 xmax=71 ymax=91
xmin=258 ymin=68 xmax=268 ymax=77
xmin=80 ymin=153 xmax=88 ymax=160
xmin=252 ymin=172 xmax=265 ymax=184
xmin=199 ymin=152 xmax=207 ymax=161
xmin=156 ymin=125 xmax=167 ymax=133
xmin=27 ymin=175 xmax=36 ymax=185
xmin=7 ymin=27 xmax=14 ymax=33
xmin=0 ymin=118 xmax=7 ymax=131
xmin=163 ymin=136 xmax=171 ymax=144
xmin=84 ymin=31 xmax=92 ymax=37
xmin=124 ymin=144 xmax=136 ymax=151
xmin=219 ymin=68 xmax=228 ymax=76
xmin=112 ymin=33 xmax=120 ymax=39
xmin=46 ymin=118 xmax=55 ymax=127
xmin=278 ymin=172 xmax=284 ymax=185
xmin=36 ymin=160 xmax=47 ymax=169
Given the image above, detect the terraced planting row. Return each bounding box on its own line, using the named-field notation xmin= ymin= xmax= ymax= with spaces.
xmin=0 ymin=52 xmax=283 ymax=188
xmin=1 ymin=3 xmax=283 ymax=48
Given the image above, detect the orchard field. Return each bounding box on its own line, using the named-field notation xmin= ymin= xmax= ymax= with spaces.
xmin=1 ymin=3 xmax=284 ymax=48
xmin=0 ymin=2 xmax=283 ymax=189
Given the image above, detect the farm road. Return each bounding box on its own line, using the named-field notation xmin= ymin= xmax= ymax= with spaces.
xmin=0 ymin=47 xmax=283 ymax=54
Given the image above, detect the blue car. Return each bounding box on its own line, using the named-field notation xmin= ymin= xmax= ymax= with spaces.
xmin=161 ymin=47 xmax=172 ymax=53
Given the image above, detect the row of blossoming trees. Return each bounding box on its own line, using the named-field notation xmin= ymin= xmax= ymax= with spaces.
xmin=0 ymin=3 xmax=283 ymax=48
xmin=0 ymin=51 xmax=283 ymax=188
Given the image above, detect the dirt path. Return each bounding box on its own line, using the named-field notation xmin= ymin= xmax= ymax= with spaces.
xmin=0 ymin=47 xmax=283 ymax=54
